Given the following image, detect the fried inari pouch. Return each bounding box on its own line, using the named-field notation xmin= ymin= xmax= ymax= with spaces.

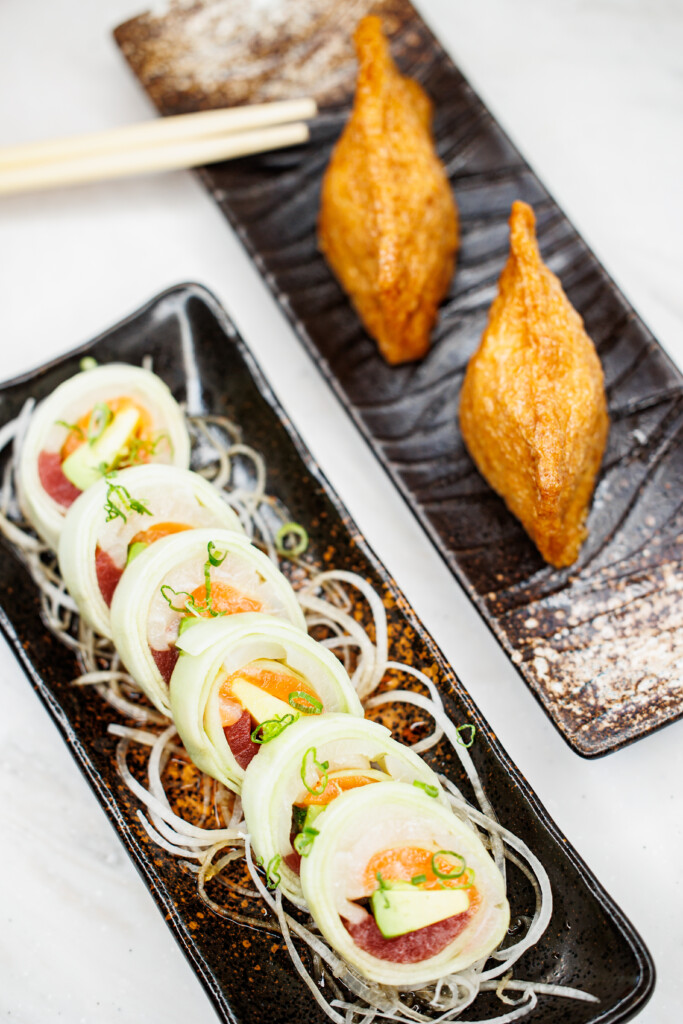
xmin=318 ymin=16 xmax=458 ymax=365
xmin=459 ymin=201 xmax=608 ymax=568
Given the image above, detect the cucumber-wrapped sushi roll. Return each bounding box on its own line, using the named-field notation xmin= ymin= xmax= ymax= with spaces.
xmin=171 ymin=616 xmax=363 ymax=793
xmin=58 ymin=465 xmax=243 ymax=639
xmin=110 ymin=529 xmax=306 ymax=716
xmin=17 ymin=362 xmax=190 ymax=548
xmin=241 ymin=714 xmax=446 ymax=906
xmin=300 ymin=782 xmax=509 ymax=986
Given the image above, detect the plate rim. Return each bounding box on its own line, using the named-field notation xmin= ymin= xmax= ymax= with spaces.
xmin=0 ymin=282 xmax=656 ymax=1024
xmin=130 ymin=1 xmax=683 ymax=760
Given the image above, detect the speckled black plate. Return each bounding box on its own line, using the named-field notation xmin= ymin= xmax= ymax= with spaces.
xmin=0 ymin=286 xmax=653 ymax=1022
xmin=114 ymin=0 xmax=683 ymax=758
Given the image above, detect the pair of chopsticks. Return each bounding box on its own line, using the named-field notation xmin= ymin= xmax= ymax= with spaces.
xmin=0 ymin=98 xmax=317 ymax=197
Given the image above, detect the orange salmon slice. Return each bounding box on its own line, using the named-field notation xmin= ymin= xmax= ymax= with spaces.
xmin=131 ymin=522 xmax=192 ymax=545
xmin=299 ymin=773 xmax=377 ymax=807
xmin=217 ymin=659 xmax=321 ymax=727
xmin=364 ymin=847 xmax=475 ymax=893
xmin=190 ymin=581 xmax=263 ymax=616
xmin=60 ymin=397 xmax=152 ymax=460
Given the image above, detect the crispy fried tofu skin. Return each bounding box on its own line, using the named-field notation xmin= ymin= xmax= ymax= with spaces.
xmin=318 ymin=16 xmax=458 ymax=365
xmin=459 ymin=201 xmax=608 ymax=568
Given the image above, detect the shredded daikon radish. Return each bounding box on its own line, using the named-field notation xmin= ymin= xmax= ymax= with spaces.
xmin=0 ymin=398 xmax=595 ymax=1022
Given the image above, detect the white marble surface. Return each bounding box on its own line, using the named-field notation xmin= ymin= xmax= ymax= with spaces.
xmin=0 ymin=0 xmax=682 ymax=1020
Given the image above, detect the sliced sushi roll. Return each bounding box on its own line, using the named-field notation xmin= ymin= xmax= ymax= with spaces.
xmin=58 ymin=465 xmax=244 ymax=639
xmin=241 ymin=714 xmax=446 ymax=906
xmin=300 ymin=781 xmax=510 ymax=986
xmin=110 ymin=529 xmax=306 ymax=716
xmin=171 ymin=616 xmax=363 ymax=794
xmin=17 ymin=362 xmax=190 ymax=548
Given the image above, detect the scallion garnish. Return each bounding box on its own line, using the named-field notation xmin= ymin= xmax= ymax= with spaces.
xmin=55 ymin=419 xmax=84 ymax=438
xmin=293 ymin=826 xmax=319 ymax=857
xmin=160 ymin=542 xmax=232 ymax=622
xmin=413 ymin=780 xmax=439 ymax=798
xmin=375 ymin=870 xmax=391 ymax=908
xmin=104 ymin=480 xmax=153 ymax=523
xmin=456 ymin=723 xmax=476 ymax=748
xmin=160 ymin=584 xmax=201 ymax=615
xmin=288 ymin=691 xmax=323 ymax=716
xmin=207 ymin=540 xmax=227 ymax=567
xmin=87 ymin=403 xmax=113 ymax=446
xmin=201 ymin=540 xmax=230 ymax=617
xmin=300 ymin=747 xmax=329 ymax=796
xmin=431 ymin=850 xmax=466 ymax=880
xmin=275 ymin=522 xmax=309 ymax=559
xmin=104 ymin=431 xmax=172 ymax=474
xmin=250 ymin=713 xmax=299 ymax=745
xmin=411 ymin=873 xmax=427 ymax=886
xmin=79 ymin=356 xmax=98 ymax=371
xmin=266 ymin=854 xmax=282 ymax=889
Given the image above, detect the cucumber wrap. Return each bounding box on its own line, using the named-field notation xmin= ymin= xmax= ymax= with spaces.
xmin=299 ymin=782 xmax=510 ymax=986
xmin=241 ymin=714 xmax=447 ymax=906
xmin=110 ymin=528 xmax=305 ymax=716
xmin=17 ymin=363 xmax=190 ymax=549
xmin=59 ymin=465 xmax=243 ymax=639
xmin=171 ymin=616 xmax=363 ymax=793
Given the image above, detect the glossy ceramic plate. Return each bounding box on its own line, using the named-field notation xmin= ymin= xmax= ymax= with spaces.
xmin=114 ymin=0 xmax=683 ymax=757
xmin=0 ymin=286 xmax=653 ymax=1022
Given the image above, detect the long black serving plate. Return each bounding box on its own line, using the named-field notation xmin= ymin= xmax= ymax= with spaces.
xmin=114 ymin=0 xmax=683 ymax=757
xmin=0 ymin=286 xmax=653 ymax=1022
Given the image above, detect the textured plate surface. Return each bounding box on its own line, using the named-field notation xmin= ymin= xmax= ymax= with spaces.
xmin=114 ymin=0 xmax=683 ymax=757
xmin=0 ymin=285 xmax=653 ymax=1023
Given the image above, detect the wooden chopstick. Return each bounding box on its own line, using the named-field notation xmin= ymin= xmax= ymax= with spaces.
xmin=0 ymin=98 xmax=317 ymax=196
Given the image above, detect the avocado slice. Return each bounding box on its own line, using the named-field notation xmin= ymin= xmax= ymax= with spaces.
xmin=371 ymin=884 xmax=469 ymax=939
xmin=230 ymin=676 xmax=294 ymax=724
xmin=125 ymin=540 xmax=148 ymax=566
xmin=302 ymin=804 xmax=326 ymax=830
xmin=177 ymin=614 xmax=201 ymax=637
xmin=61 ymin=404 xmax=141 ymax=491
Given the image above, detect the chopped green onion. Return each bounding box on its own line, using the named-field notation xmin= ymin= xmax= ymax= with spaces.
xmin=164 ymin=542 xmax=231 ymax=622
xmin=104 ymin=481 xmax=153 ymax=523
xmin=275 ymin=522 xmax=308 ymax=559
xmin=203 ymin=556 xmax=213 ymax=613
xmin=411 ymin=873 xmax=427 ymax=886
xmin=266 ymin=854 xmax=282 ymax=889
xmin=79 ymin=356 xmax=98 ymax=371
xmin=293 ymin=826 xmax=319 ymax=857
xmin=288 ymin=691 xmax=323 ymax=716
xmin=202 ymin=541 xmax=229 ymax=617
xmin=207 ymin=541 xmax=227 ymax=567
xmin=375 ymin=870 xmax=391 ymax=908
xmin=160 ymin=584 xmax=200 ymax=614
xmin=300 ymin=747 xmax=329 ymax=796
xmin=456 ymin=723 xmax=476 ymax=748
xmin=55 ymin=419 xmax=84 ymax=438
xmin=87 ymin=403 xmax=113 ymax=446
xmin=431 ymin=850 xmax=466 ymax=880
xmin=413 ymin=780 xmax=439 ymax=799
xmin=106 ymin=431 xmax=171 ymax=473
xmin=250 ymin=713 xmax=299 ymax=745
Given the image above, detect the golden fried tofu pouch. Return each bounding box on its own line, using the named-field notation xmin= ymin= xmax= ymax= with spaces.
xmin=459 ymin=201 xmax=608 ymax=568
xmin=318 ymin=16 xmax=458 ymax=365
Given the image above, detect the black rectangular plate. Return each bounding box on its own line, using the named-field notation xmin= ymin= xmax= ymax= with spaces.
xmin=0 ymin=285 xmax=653 ymax=1023
xmin=114 ymin=0 xmax=683 ymax=757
